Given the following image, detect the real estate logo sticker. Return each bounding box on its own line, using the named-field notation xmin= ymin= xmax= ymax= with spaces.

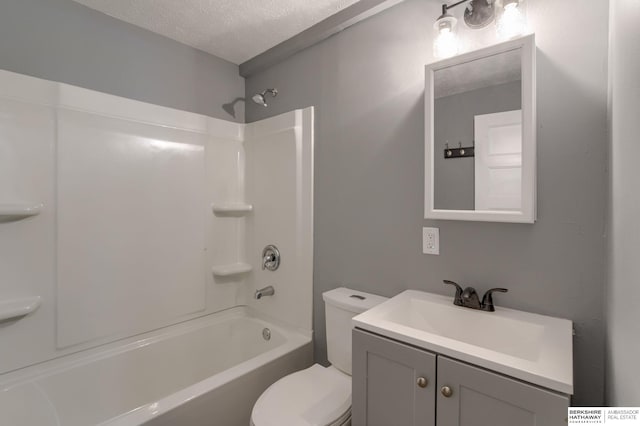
xmin=568 ymin=408 xmax=640 ymax=425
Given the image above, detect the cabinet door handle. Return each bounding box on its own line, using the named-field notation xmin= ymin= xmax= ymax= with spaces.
xmin=416 ymin=377 xmax=428 ymax=388
xmin=441 ymin=386 xmax=453 ymax=397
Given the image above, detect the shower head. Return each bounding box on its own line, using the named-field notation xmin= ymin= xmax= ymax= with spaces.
xmin=251 ymin=93 xmax=266 ymax=106
xmin=252 ymin=88 xmax=278 ymax=107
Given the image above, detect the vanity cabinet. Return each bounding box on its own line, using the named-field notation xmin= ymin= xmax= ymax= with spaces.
xmin=352 ymin=329 xmax=569 ymax=426
xmin=352 ymin=328 xmax=436 ymax=426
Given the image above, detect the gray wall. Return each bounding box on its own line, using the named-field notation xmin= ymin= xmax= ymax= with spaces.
xmin=0 ymin=0 xmax=245 ymax=122
xmin=246 ymin=0 xmax=609 ymax=405
xmin=434 ymin=81 xmax=521 ymax=210
xmin=606 ymin=0 xmax=640 ymax=406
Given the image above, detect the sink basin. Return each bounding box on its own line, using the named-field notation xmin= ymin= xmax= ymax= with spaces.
xmin=352 ymin=290 xmax=573 ymax=394
xmin=385 ymin=297 xmax=545 ymax=361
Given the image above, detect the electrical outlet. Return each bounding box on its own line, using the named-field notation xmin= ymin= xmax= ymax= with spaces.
xmin=423 ymin=227 xmax=439 ymax=255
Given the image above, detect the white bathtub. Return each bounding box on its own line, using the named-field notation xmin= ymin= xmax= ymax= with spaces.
xmin=0 ymin=307 xmax=313 ymax=426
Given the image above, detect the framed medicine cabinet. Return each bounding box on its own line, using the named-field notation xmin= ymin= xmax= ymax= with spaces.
xmin=425 ymin=34 xmax=536 ymax=223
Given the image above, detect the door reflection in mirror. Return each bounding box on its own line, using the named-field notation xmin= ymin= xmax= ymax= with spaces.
xmin=433 ymin=49 xmax=522 ymax=211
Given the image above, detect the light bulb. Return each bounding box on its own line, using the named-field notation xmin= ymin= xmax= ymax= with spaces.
xmin=435 ymin=28 xmax=459 ymax=58
xmin=496 ymin=0 xmax=526 ymax=39
xmin=433 ymin=14 xmax=459 ymax=59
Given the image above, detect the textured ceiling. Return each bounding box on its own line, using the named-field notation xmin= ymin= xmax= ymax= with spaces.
xmin=434 ymin=49 xmax=522 ymax=99
xmin=72 ymin=0 xmax=361 ymax=64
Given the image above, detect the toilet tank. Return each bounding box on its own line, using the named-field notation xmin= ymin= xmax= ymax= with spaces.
xmin=322 ymin=287 xmax=388 ymax=375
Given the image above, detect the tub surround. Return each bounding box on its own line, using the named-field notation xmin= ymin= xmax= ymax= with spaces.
xmin=0 ymin=68 xmax=314 ymax=424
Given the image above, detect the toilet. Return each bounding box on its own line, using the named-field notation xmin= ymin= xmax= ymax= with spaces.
xmin=251 ymin=287 xmax=387 ymax=426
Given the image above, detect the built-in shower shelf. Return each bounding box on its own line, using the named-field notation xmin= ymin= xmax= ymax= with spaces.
xmin=0 ymin=203 xmax=43 ymax=220
xmin=0 ymin=296 xmax=41 ymax=322
xmin=211 ymin=203 xmax=253 ymax=215
xmin=211 ymin=263 xmax=253 ymax=277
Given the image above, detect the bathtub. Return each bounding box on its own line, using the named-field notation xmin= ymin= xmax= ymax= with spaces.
xmin=0 ymin=307 xmax=313 ymax=426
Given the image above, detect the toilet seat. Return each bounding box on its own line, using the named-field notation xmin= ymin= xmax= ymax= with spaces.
xmin=251 ymin=364 xmax=351 ymax=426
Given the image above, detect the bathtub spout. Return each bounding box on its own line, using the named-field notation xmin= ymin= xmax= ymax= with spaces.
xmin=255 ymin=286 xmax=275 ymax=300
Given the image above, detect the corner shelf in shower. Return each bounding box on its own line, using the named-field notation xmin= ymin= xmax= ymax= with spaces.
xmin=211 ymin=203 xmax=253 ymax=216
xmin=0 ymin=203 xmax=43 ymax=221
xmin=211 ymin=263 xmax=253 ymax=277
xmin=0 ymin=296 xmax=41 ymax=322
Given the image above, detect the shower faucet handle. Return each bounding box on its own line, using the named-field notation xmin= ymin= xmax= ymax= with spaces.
xmin=261 ymin=245 xmax=281 ymax=271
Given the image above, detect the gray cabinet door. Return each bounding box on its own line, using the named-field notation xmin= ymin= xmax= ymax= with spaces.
xmin=352 ymin=329 xmax=436 ymax=426
xmin=436 ymin=356 xmax=570 ymax=426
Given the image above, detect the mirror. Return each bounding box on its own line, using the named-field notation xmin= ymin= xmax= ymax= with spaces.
xmin=425 ymin=35 xmax=536 ymax=223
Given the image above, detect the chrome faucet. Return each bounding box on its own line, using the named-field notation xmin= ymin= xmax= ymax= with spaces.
xmin=443 ymin=280 xmax=508 ymax=312
xmin=255 ymin=285 xmax=275 ymax=300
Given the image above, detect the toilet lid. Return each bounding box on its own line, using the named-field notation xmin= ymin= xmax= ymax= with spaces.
xmin=252 ymin=364 xmax=351 ymax=426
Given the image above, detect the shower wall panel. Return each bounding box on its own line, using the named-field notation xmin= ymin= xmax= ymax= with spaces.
xmin=0 ymin=90 xmax=57 ymax=374
xmin=56 ymin=108 xmax=207 ymax=348
xmin=244 ymin=108 xmax=314 ymax=332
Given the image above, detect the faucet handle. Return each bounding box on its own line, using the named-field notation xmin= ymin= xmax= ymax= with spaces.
xmin=443 ymin=280 xmax=464 ymax=306
xmin=481 ymin=288 xmax=508 ymax=312
xmin=261 ymin=245 xmax=280 ymax=271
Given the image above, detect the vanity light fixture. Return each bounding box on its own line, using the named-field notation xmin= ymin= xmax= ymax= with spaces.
xmin=433 ymin=0 xmax=527 ymax=58
xmin=434 ymin=0 xmax=495 ymax=58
